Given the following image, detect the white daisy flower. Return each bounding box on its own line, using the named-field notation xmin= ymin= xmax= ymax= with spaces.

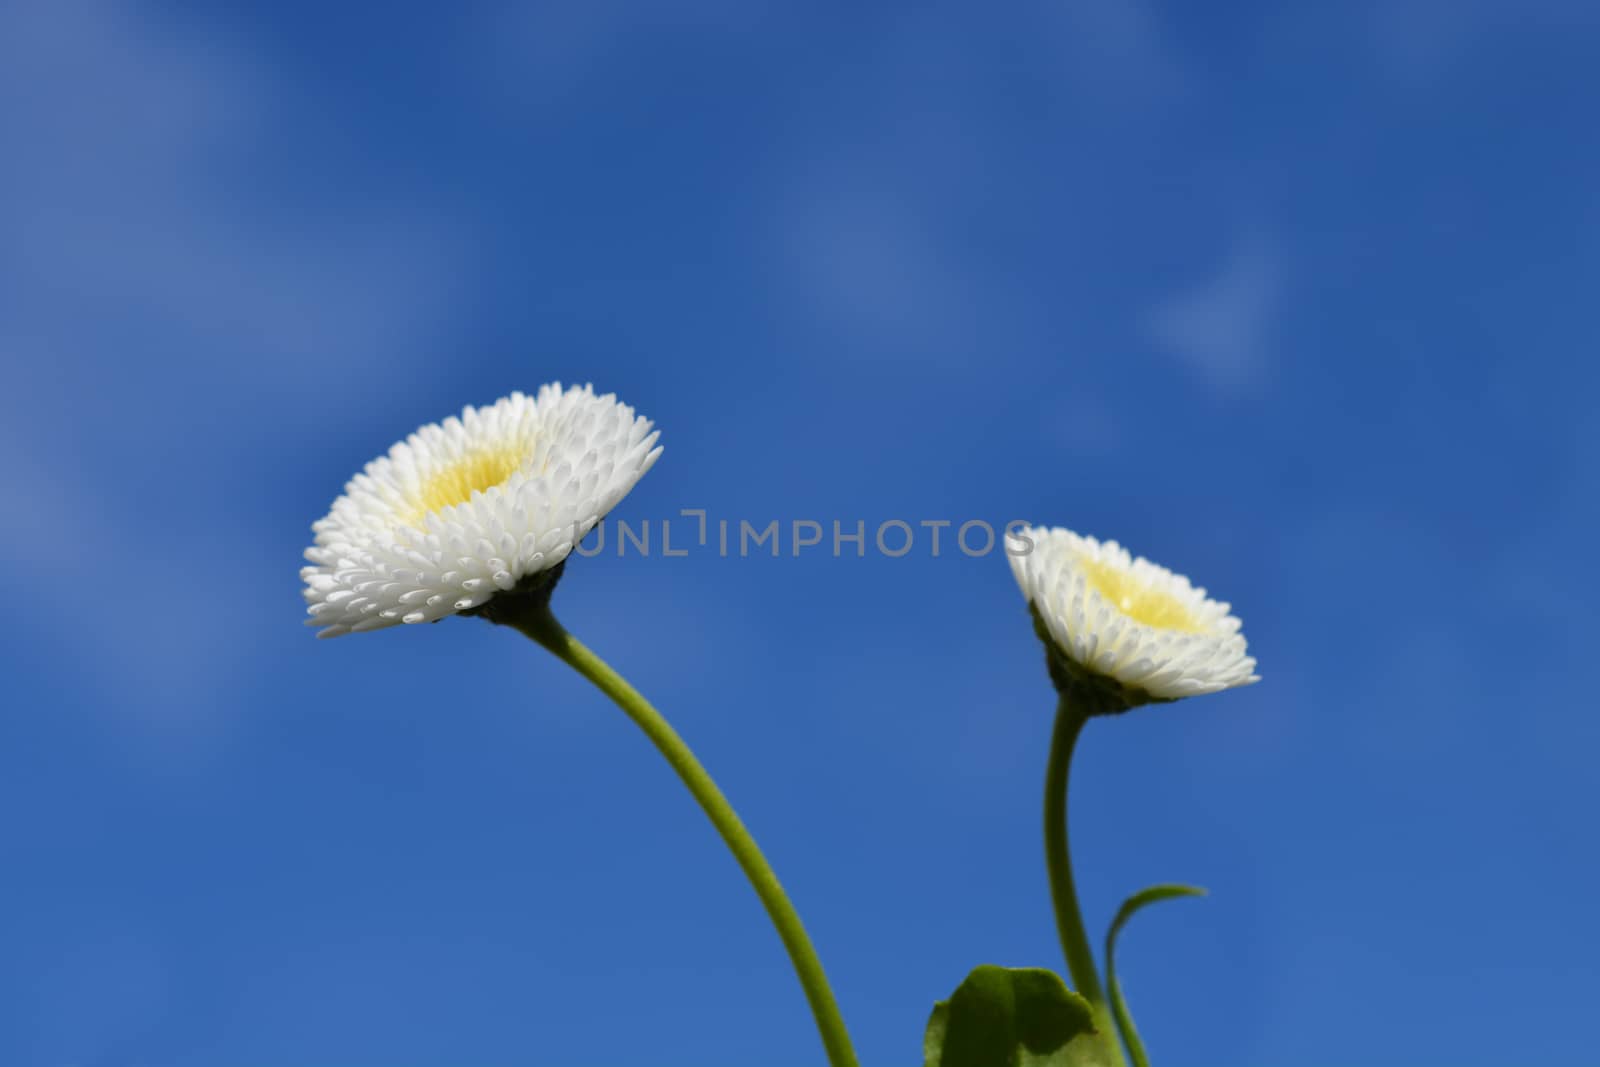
xmin=1007 ymin=525 xmax=1258 ymax=711
xmin=302 ymin=384 xmax=661 ymax=638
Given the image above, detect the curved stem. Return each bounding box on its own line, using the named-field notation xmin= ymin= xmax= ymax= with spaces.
xmin=1104 ymin=883 xmax=1205 ymax=1067
xmin=509 ymin=604 xmax=859 ymax=1067
xmin=1107 ymin=965 xmax=1150 ymax=1067
xmin=1044 ymin=698 xmax=1126 ymax=1065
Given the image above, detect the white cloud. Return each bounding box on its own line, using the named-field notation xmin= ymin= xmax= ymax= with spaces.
xmin=1147 ymin=234 xmax=1282 ymax=391
xmin=764 ymin=2 xmax=1186 ymax=369
xmin=1369 ymin=0 xmax=1599 ymax=84
xmin=0 ymin=0 xmax=470 ymax=749
xmin=1037 ymin=0 xmax=1185 ymax=102
xmin=465 ymin=0 xmax=765 ymax=108
xmin=0 ymin=0 xmax=466 ymax=415
xmin=776 ymin=171 xmax=987 ymax=363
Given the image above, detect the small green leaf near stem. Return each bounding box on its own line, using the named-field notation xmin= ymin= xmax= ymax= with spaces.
xmin=1105 ymin=884 xmax=1206 ymax=1067
xmin=507 ymin=603 xmax=859 ymax=1067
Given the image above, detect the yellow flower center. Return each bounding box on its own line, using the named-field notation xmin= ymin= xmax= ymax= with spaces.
xmin=409 ymin=446 xmax=527 ymax=525
xmin=1080 ymin=555 xmax=1206 ymax=633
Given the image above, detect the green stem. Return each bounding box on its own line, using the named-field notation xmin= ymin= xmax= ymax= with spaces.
xmin=509 ymin=604 xmax=859 ymax=1067
xmin=1108 ymin=968 xmax=1150 ymax=1067
xmin=1044 ymin=698 xmax=1126 ymax=1066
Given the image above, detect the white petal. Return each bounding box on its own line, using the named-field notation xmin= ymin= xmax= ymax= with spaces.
xmin=1008 ymin=524 xmax=1258 ymax=700
xmin=301 ymin=385 xmax=660 ymax=637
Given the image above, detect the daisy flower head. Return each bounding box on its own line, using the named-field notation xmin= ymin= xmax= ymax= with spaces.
xmin=302 ymin=384 xmax=661 ymax=637
xmin=1007 ymin=525 xmax=1258 ymax=714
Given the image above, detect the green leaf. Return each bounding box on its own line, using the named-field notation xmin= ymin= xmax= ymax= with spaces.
xmin=924 ymin=964 xmax=1114 ymax=1067
xmin=1104 ymin=884 xmax=1207 ymax=1067
xmin=924 ymin=1000 xmax=950 ymax=1065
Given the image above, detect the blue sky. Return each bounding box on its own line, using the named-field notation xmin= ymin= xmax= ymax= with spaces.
xmin=2 ymin=1 xmax=1597 ymax=1064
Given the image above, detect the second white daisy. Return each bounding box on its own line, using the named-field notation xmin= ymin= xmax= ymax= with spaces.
xmin=1008 ymin=525 xmax=1258 ymax=709
xmin=302 ymin=384 xmax=661 ymax=637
